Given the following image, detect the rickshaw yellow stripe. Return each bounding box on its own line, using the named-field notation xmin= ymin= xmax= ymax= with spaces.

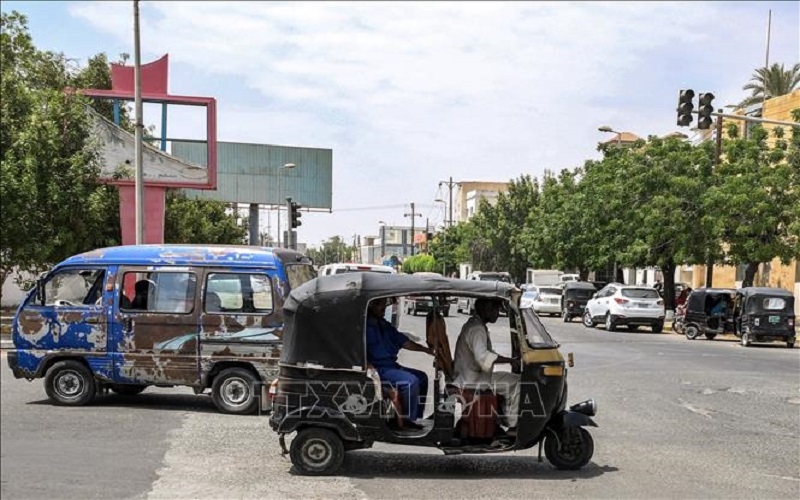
xmin=522 ymin=349 xmax=563 ymax=363
xmin=543 ymin=365 xmax=564 ymax=376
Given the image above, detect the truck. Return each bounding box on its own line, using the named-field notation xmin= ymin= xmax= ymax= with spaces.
xmin=526 ymin=269 xmax=562 ymax=287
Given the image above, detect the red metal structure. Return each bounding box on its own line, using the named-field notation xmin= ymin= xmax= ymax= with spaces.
xmin=81 ymin=54 xmax=217 ymax=245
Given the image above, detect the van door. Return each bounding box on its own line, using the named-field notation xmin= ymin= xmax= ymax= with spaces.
xmin=112 ymin=266 xmax=200 ymax=386
xmin=15 ymin=267 xmax=110 ymax=372
xmin=198 ymin=269 xmax=283 ymax=382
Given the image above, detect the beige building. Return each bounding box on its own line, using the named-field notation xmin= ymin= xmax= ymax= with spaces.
xmin=453 ymin=181 xmax=509 ymax=223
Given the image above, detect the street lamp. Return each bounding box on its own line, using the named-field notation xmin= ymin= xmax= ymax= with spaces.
xmin=433 ymin=199 xmax=447 ymax=275
xmin=277 ymin=163 xmax=296 ymax=248
xmin=598 ymin=125 xmax=622 ymax=146
xmin=378 ymin=220 xmax=387 ymax=264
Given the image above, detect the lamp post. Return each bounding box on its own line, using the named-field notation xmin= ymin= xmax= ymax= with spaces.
xmin=598 ymin=126 xmax=622 ymax=282
xmin=277 ymin=163 xmax=296 ymax=248
xmin=378 ymin=220 xmax=387 ymax=265
xmin=434 ymin=199 xmax=447 ymax=275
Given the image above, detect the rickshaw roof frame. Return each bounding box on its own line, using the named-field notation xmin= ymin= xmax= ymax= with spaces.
xmin=281 ymin=273 xmax=517 ymax=371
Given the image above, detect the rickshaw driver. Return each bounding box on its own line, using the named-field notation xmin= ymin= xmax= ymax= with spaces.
xmin=366 ymin=298 xmax=435 ymax=429
xmin=453 ymin=298 xmax=521 ymax=435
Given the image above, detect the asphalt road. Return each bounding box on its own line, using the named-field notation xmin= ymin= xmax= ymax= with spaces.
xmin=1 ymin=309 xmax=798 ymax=499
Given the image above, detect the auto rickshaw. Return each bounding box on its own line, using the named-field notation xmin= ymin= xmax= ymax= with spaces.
xmin=560 ymin=281 xmax=597 ymax=323
xmin=678 ymin=288 xmax=737 ymax=340
xmin=269 ymin=273 xmax=598 ymax=475
xmin=734 ymin=287 xmax=796 ymax=348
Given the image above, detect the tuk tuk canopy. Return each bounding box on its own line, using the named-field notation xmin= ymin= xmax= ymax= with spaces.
xmin=738 ymin=287 xmax=795 ymax=315
xmin=281 ymin=272 xmax=515 ymax=370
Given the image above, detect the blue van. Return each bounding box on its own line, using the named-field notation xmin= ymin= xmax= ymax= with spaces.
xmin=7 ymin=245 xmax=315 ymax=414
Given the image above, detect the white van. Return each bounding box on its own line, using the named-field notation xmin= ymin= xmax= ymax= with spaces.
xmin=318 ymin=263 xmax=397 ymax=276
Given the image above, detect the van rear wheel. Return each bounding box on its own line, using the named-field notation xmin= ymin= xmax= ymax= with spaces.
xmin=212 ymin=368 xmax=259 ymax=415
xmin=44 ymin=360 xmax=96 ymax=406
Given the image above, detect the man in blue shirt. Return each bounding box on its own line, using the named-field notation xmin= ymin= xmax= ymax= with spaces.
xmin=366 ymin=298 xmax=433 ymax=429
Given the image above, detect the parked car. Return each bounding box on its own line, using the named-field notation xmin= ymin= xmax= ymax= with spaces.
xmin=521 ymin=285 xmax=562 ymax=317
xmin=583 ymin=284 xmax=665 ymax=332
xmin=456 ymin=271 xmax=512 ymax=315
xmin=405 ymin=272 xmax=450 ymax=316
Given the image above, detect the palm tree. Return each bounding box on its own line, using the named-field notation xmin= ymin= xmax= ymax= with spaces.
xmin=733 ymin=62 xmax=800 ymax=109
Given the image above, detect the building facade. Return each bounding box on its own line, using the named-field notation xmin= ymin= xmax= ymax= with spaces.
xmin=454 ymin=181 xmax=509 ymax=223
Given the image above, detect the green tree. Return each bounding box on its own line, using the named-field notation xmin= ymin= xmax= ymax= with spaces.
xmin=469 ymin=175 xmax=539 ymax=283
xmin=0 ymin=11 xmax=113 ymax=303
xmin=306 ymin=236 xmax=353 ymax=266
xmin=734 ymin=62 xmax=800 ymax=109
xmin=705 ymin=120 xmax=800 ymax=287
xmin=164 ymin=192 xmax=247 ymax=244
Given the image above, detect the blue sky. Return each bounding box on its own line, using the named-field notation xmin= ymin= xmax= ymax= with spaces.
xmin=4 ymin=1 xmax=799 ymax=247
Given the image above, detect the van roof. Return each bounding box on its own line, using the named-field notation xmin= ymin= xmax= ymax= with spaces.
xmin=57 ymin=245 xmax=307 ymax=269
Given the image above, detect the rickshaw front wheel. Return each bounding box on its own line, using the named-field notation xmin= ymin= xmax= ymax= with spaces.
xmin=290 ymin=428 xmax=345 ymax=476
xmin=544 ymin=427 xmax=594 ymax=470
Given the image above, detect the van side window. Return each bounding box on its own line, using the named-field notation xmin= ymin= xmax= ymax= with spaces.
xmin=121 ymin=271 xmax=196 ymax=314
xmin=44 ymin=269 xmax=105 ymax=307
xmin=205 ymin=273 xmax=273 ymax=314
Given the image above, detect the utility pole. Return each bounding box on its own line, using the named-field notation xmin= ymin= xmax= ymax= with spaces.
xmin=705 ymin=109 xmax=725 ymax=287
xmin=404 ymin=202 xmax=422 ymax=256
xmin=425 ymin=217 xmax=429 ymax=254
xmin=439 ymin=177 xmax=456 ymax=227
xmin=133 ymin=0 xmax=144 ymax=244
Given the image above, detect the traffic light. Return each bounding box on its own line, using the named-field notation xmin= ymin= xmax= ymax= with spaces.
xmin=697 ymin=92 xmax=715 ymax=130
xmin=676 ymin=89 xmax=695 ymax=127
xmin=290 ymin=201 xmax=302 ymax=228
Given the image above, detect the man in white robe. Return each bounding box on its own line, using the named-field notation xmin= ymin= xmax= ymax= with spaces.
xmin=452 ymin=298 xmax=521 ymax=433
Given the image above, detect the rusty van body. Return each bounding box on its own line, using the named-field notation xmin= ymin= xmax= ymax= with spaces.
xmin=6 ymin=244 xmax=315 ymax=414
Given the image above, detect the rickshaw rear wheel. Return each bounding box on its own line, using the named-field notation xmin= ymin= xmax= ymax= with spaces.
xmin=562 ymin=311 xmax=570 ymax=322
xmin=290 ymin=428 xmax=345 ymax=476
xmin=704 ymin=333 xmax=716 ymax=340
xmin=741 ymin=334 xmax=751 ymax=347
xmin=685 ymin=325 xmax=700 ymax=340
xmin=544 ymin=427 xmax=594 ymax=470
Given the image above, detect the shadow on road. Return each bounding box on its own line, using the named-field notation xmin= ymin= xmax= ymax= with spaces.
xmin=333 ymin=451 xmax=618 ymax=479
xmin=26 ymin=393 xmax=221 ymax=414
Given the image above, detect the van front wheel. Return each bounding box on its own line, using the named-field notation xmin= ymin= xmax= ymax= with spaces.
xmin=212 ymin=368 xmax=259 ymax=414
xmin=44 ymin=360 xmax=96 ymax=406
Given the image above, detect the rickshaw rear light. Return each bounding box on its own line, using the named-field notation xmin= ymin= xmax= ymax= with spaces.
xmin=754 ymin=318 xmax=760 ymax=326
xmin=614 ymin=298 xmax=629 ymax=305
xmin=788 ymin=318 xmax=794 ymax=327
xmin=567 ymin=301 xmax=575 ymax=307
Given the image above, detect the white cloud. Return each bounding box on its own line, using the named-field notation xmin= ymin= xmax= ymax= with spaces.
xmin=67 ymin=1 xmax=799 ymax=246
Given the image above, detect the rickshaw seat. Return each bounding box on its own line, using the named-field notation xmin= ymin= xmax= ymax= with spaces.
xmin=447 ymin=385 xmax=501 ymax=440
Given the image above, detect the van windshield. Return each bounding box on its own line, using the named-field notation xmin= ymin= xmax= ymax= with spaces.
xmin=285 ymin=264 xmax=317 ymax=290
xmin=479 ymin=274 xmax=511 ymax=283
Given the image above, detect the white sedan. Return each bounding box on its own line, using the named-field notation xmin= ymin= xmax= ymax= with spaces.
xmin=521 ymin=286 xmax=563 ymax=316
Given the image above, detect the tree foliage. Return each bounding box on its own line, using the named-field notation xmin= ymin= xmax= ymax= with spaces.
xmin=734 ymin=63 xmax=800 ymax=109
xmin=306 ymin=236 xmax=355 ymax=267
xmin=0 ymin=11 xmax=247 ymax=306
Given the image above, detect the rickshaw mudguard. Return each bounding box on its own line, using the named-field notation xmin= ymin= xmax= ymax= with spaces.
xmin=275 ymin=406 xmax=361 ymax=441
xmin=548 ymin=410 xmax=598 ymax=431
